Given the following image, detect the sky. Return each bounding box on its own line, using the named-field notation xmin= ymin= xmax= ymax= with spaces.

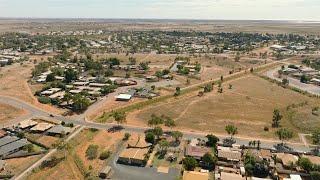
xmin=0 ymin=0 xmax=320 ymax=21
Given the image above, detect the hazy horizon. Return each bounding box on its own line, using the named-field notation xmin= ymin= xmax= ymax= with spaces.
xmin=0 ymin=0 xmax=319 ymax=21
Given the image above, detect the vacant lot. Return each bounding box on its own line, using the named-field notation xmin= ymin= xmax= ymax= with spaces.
xmin=0 ymin=63 xmax=62 ymax=114
xmin=0 ymin=103 xmax=26 ymax=124
xmin=131 ymin=75 xmax=320 ymax=140
xmin=27 ymin=129 xmax=122 ymax=180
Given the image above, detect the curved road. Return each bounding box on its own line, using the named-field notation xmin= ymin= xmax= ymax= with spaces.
xmin=0 ymin=95 xmax=312 ymax=153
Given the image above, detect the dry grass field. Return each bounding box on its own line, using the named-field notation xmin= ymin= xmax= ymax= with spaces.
xmin=0 ymin=103 xmax=26 ymax=123
xmin=130 ymin=75 xmax=320 ymax=140
xmin=0 ymin=63 xmax=62 ymax=114
xmin=27 ymin=129 xmax=122 ymax=180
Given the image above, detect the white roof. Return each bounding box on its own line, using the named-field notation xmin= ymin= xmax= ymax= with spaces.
xmin=30 ymin=123 xmax=54 ymax=132
xmin=18 ymin=119 xmax=38 ymax=129
xmin=116 ymin=94 xmax=132 ymax=100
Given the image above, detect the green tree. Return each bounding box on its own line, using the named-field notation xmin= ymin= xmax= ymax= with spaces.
xmin=145 ymin=132 xmax=155 ymax=144
xmin=225 ymin=124 xmax=238 ymax=139
xmin=46 ymin=73 xmax=55 ymax=82
xmin=111 ymin=111 xmax=127 ymax=125
xmin=311 ymin=128 xmax=320 ymax=145
xmin=158 ymin=139 xmax=169 ymax=154
xmin=171 ymin=131 xmax=183 ymax=143
xmin=153 ymin=126 xmax=163 ymax=139
xmin=63 ymin=92 xmax=72 ymax=105
xmin=86 ymin=145 xmax=99 ymax=160
xmin=272 ymin=109 xmax=282 ymax=128
xmin=206 ymin=134 xmax=219 ymax=147
xmin=202 ymin=153 xmax=217 ymax=169
xmin=64 ymin=68 xmax=78 ymax=83
xmin=148 ymin=114 xmax=164 ymax=127
xmin=297 ymin=157 xmax=313 ymax=172
xmin=174 ymin=87 xmax=181 ymax=96
xmin=72 ymin=94 xmax=90 ymax=112
xmin=164 ymin=117 xmax=176 ymax=129
xmin=183 ymin=157 xmax=198 ymax=171
xmin=275 ymin=128 xmax=293 ymax=145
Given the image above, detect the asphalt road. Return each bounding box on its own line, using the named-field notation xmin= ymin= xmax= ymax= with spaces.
xmin=265 ymin=67 xmax=320 ymax=95
xmin=0 ymin=95 xmax=312 ymax=153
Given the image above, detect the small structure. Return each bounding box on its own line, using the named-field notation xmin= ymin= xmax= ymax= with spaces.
xmin=17 ymin=119 xmax=38 ymax=129
xmin=183 ymin=171 xmax=209 ymax=180
xmin=117 ymin=148 xmax=149 ymax=166
xmin=47 ymin=125 xmax=72 ymax=136
xmin=99 ymin=166 xmax=112 ymax=179
xmin=115 ymin=94 xmax=132 ymax=101
xmin=30 ymin=123 xmax=54 ymax=132
xmin=283 ymin=174 xmax=302 ymax=180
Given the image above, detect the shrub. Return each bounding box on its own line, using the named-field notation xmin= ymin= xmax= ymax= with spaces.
xmin=86 ymin=145 xmax=99 ymax=160
xmin=123 ymin=133 xmax=131 ymax=141
xmin=38 ymin=96 xmax=51 ymax=104
xmin=99 ymin=150 xmax=111 ymax=160
xmin=264 ymin=126 xmax=269 ymax=131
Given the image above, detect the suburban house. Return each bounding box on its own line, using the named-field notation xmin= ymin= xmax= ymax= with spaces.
xmin=217 ymin=146 xmax=242 ymax=163
xmin=117 ymin=148 xmax=149 ymax=166
xmin=47 ymin=125 xmax=72 ymax=136
xmin=17 ymin=119 xmax=38 ymax=129
xmin=30 ymin=123 xmax=54 ymax=133
xmin=275 ymin=153 xmax=299 ymax=169
xmin=185 ymin=144 xmax=211 ymax=160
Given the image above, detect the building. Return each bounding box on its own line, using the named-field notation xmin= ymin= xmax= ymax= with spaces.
xmin=30 ymin=123 xmax=54 ymax=132
xmin=216 ymin=172 xmax=245 ymax=180
xmin=17 ymin=119 xmax=38 ymax=129
xmin=275 ymin=153 xmax=298 ymax=168
xmin=0 ymin=136 xmax=19 ymax=147
xmin=115 ymin=94 xmax=132 ymax=101
xmin=0 ymin=139 xmax=29 ymax=158
xmin=117 ymin=148 xmax=149 ymax=166
xmin=185 ymin=145 xmax=211 ymax=160
xmin=217 ymin=146 xmax=242 ymax=162
xmin=183 ymin=171 xmax=209 ymax=180
xmin=99 ymin=166 xmax=112 ymax=179
xmin=47 ymin=125 xmax=72 ymax=136
xmin=283 ymin=174 xmax=302 ymax=180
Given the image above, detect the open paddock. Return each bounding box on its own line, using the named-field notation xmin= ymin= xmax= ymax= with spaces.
xmin=131 ymin=75 xmax=320 ymax=141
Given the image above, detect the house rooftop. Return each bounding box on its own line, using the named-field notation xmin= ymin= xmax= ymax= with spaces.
xmin=30 ymin=122 xmax=54 ymax=132
xmin=218 ymin=147 xmax=242 ymax=162
xmin=0 ymin=136 xmax=19 ymax=147
xmin=220 ymin=172 xmax=245 ymax=180
xmin=183 ymin=171 xmax=209 ymax=180
xmin=0 ymin=139 xmax=29 ymax=157
xmin=47 ymin=125 xmax=72 ymax=135
xmin=275 ymin=153 xmax=298 ymax=167
xmin=185 ymin=145 xmax=211 ymax=159
xmin=119 ymin=148 xmax=148 ymax=161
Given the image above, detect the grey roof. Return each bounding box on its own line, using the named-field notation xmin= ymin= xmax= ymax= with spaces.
xmin=127 ymin=89 xmax=137 ymax=96
xmin=47 ymin=125 xmax=72 ymax=134
xmin=0 ymin=136 xmax=19 ymax=147
xmin=0 ymin=139 xmax=29 ymax=157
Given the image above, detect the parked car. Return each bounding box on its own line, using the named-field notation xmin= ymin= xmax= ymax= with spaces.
xmin=107 ymin=125 xmax=124 ymax=133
